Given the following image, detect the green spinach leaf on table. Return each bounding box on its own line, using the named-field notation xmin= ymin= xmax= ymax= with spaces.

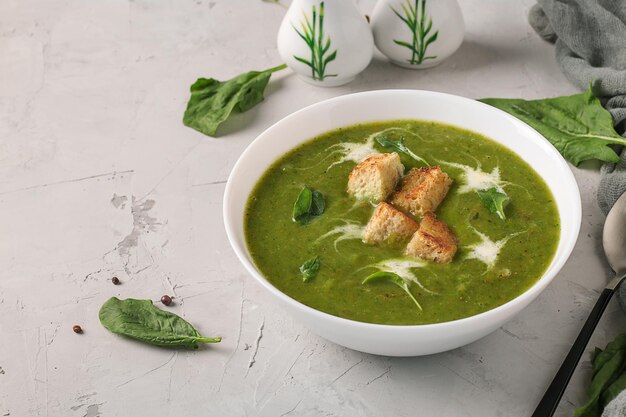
xmin=574 ymin=333 xmax=626 ymax=417
xmin=99 ymin=297 xmax=221 ymax=349
xmin=183 ymin=64 xmax=286 ymax=137
xmin=479 ymin=87 xmax=626 ymax=166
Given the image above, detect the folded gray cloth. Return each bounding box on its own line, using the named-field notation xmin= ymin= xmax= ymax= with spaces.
xmin=529 ymin=2 xmax=626 ymax=415
xmin=602 ymin=390 xmax=626 ymax=417
xmin=529 ymin=0 xmax=626 ymax=293
xmin=528 ymin=0 xmax=626 ymax=131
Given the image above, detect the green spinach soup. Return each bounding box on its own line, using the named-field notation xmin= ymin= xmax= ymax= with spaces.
xmin=244 ymin=120 xmax=559 ymax=325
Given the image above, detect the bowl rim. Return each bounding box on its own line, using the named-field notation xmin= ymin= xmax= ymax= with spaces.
xmin=223 ymin=88 xmax=582 ymax=331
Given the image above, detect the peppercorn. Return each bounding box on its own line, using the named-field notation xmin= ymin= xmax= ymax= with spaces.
xmin=161 ymin=295 xmax=172 ymax=306
xmin=112 ymin=277 xmax=120 ymax=285
xmin=73 ymin=325 xmax=82 ymax=334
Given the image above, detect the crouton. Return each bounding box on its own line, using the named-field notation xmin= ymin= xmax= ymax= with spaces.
xmin=390 ymin=166 xmax=452 ymax=216
xmin=363 ymin=202 xmax=419 ymax=245
xmin=405 ymin=212 xmax=458 ymax=263
xmin=347 ymin=153 xmax=404 ymax=202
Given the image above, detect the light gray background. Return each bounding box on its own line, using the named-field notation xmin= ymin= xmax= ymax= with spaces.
xmin=1 ymin=0 xmax=624 ymax=416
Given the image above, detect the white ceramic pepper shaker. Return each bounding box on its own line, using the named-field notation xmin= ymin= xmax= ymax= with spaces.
xmin=370 ymin=0 xmax=464 ymax=69
xmin=277 ymin=0 xmax=374 ymax=87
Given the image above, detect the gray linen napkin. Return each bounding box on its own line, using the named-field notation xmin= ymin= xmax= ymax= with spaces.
xmin=529 ymin=1 xmax=626 ymax=415
xmin=528 ymin=0 xmax=626 ymax=130
xmin=528 ymin=0 xmax=626 ymax=310
xmin=602 ymin=390 xmax=626 ymax=417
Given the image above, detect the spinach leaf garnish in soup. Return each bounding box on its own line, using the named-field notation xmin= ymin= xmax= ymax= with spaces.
xmin=477 ymin=187 xmax=510 ymax=220
xmin=362 ymin=271 xmax=422 ymax=312
xmin=300 ymin=256 xmax=321 ymax=282
xmin=244 ymin=120 xmax=560 ymax=325
xmin=376 ymin=134 xmax=429 ymax=166
xmin=292 ymin=186 xmax=326 ymax=224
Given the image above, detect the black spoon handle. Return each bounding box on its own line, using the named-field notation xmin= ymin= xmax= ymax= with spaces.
xmin=531 ymin=288 xmax=615 ymax=417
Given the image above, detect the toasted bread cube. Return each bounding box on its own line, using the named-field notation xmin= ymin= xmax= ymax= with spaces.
xmin=405 ymin=212 xmax=458 ymax=263
xmin=390 ymin=166 xmax=452 ymax=216
xmin=347 ymin=153 xmax=404 ymax=202
xmin=363 ymin=202 xmax=419 ymax=245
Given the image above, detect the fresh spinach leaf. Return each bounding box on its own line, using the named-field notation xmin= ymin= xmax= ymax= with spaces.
xmin=300 ymin=256 xmax=320 ymax=282
xmin=601 ymin=372 xmax=626 ymax=408
xmin=99 ymin=297 xmax=221 ymax=349
xmin=479 ymin=87 xmax=626 ymax=166
xmin=310 ymin=190 xmax=325 ymax=215
xmin=292 ymin=186 xmax=312 ymax=222
xmin=292 ymin=186 xmax=325 ymax=223
xmin=574 ymin=333 xmax=626 ymax=417
xmin=362 ymin=271 xmax=422 ymax=311
xmin=477 ymin=187 xmax=510 ymax=220
xmin=183 ymin=64 xmax=287 ymax=137
xmin=376 ymin=135 xmax=430 ymax=166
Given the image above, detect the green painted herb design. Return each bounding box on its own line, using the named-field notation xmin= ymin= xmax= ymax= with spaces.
xmin=292 ymin=1 xmax=338 ymax=81
xmin=391 ymin=0 xmax=438 ymax=65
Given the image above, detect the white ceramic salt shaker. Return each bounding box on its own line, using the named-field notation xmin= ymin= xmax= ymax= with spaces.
xmin=370 ymin=0 xmax=464 ymax=69
xmin=277 ymin=0 xmax=374 ymax=87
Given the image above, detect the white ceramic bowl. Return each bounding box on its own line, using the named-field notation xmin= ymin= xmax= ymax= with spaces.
xmin=223 ymin=90 xmax=581 ymax=357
